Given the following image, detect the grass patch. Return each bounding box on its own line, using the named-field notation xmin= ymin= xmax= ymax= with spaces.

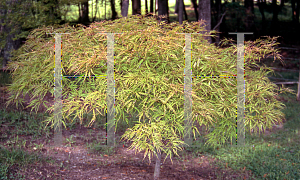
xmin=184 ymin=82 xmax=300 ymax=179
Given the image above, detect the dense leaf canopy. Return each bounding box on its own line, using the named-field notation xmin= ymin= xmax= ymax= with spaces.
xmin=5 ymin=15 xmax=295 ymax=163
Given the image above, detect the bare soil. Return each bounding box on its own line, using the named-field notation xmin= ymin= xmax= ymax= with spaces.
xmin=0 ymin=88 xmax=258 ymax=180
xmin=1 ymin=120 xmax=258 ymax=180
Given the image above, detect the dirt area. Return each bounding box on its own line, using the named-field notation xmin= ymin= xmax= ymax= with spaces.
xmin=0 ymin=87 xmax=258 ymax=180
xmin=1 ymin=120 xmax=258 ymax=180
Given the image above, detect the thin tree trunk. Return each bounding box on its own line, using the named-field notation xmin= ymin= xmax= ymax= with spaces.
xmin=110 ymin=0 xmax=118 ymax=19
xmin=1 ymin=0 xmax=22 ymax=69
xmin=183 ymin=0 xmax=188 ymax=20
xmin=272 ymin=0 xmax=279 ymax=24
xmin=213 ymin=0 xmax=221 ymax=44
xmin=198 ymin=0 xmax=211 ymax=43
xmin=91 ymin=0 xmax=93 ymax=21
xmin=153 ymin=148 xmax=162 ymax=180
xmin=132 ymin=0 xmax=141 ymax=15
xmin=157 ymin=0 xmax=169 ymax=23
xmin=155 ymin=0 xmax=158 ymax=14
xmin=245 ymin=0 xmax=256 ymax=32
xmin=175 ymin=0 xmax=179 ymax=14
xmin=78 ymin=2 xmax=82 ymax=22
xmin=175 ymin=0 xmax=187 ymax=20
xmin=191 ymin=0 xmax=198 ymax=21
xmin=176 ymin=0 xmax=188 ymax=20
xmin=93 ymin=0 xmax=99 ymax=21
xmin=257 ymin=0 xmax=266 ymax=23
xmin=0 ymin=2 xmax=7 ymax=69
xmin=98 ymin=0 xmax=102 ymax=19
xmin=82 ymin=0 xmax=90 ymax=23
xmin=213 ymin=11 xmax=226 ymax=46
xmin=179 ymin=0 xmax=183 ymax=24
xmin=145 ymin=0 xmax=148 ymax=14
xmin=150 ymin=0 xmax=154 ymax=13
xmin=121 ymin=0 xmax=129 ymax=17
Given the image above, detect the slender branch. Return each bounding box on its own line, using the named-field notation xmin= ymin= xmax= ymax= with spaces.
xmin=212 ymin=10 xmax=227 ymax=31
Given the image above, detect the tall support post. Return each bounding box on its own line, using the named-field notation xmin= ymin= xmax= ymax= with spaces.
xmin=99 ymin=33 xmax=122 ymax=147
xmin=107 ymin=33 xmax=116 ymax=147
xmin=47 ymin=33 xmax=70 ymax=147
xmin=229 ymin=32 xmax=253 ymax=147
xmin=183 ymin=33 xmax=193 ymax=146
xmin=54 ymin=34 xmax=63 ymax=147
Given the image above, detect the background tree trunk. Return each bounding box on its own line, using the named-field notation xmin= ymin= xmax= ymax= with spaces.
xmin=93 ymin=0 xmax=99 ymax=21
xmin=245 ymin=0 xmax=256 ymax=32
xmin=183 ymin=0 xmax=188 ymax=20
xmin=271 ymin=0 xmax=279 ymax=31
xmin=150 ymin=0 xmax=154 ymax=13
xmin=132 ymin=0 xmax=141 ymax=15
xmin=191 ymin=0 xmax=198 ymax=21
xmin=0 ymin=0 xmax=22 ymax=69
xmin=81 ymin=0 xmax=90 ymax=23
xmin=198 ymin=0 xmax=211 ymax=43
xmin=212 ymin=0 xmax=221 ymax=45
xmin=157 ymin=0 xmax=169 ymax=24
xmin=145 ymin=0 xmax=148 ymax=14
xmin=121 ymin=0 xmax=130 ymax=17
xmin=110 ymin=0 xmax=118 ymax=19
xmin=257 ymin=0 xmax=266 ymax=23
xmin=78 ymin=2 xmax=82 ymax=22
xmin=155 ymin=0 xmax=158 ymax=14
xmin=257 ymin=0 xmax=266 ymax=35
xmin=178 ymin=0 xmax=183 ymax=24
xmin=176 ymin=0 xmax=188 ymax=22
